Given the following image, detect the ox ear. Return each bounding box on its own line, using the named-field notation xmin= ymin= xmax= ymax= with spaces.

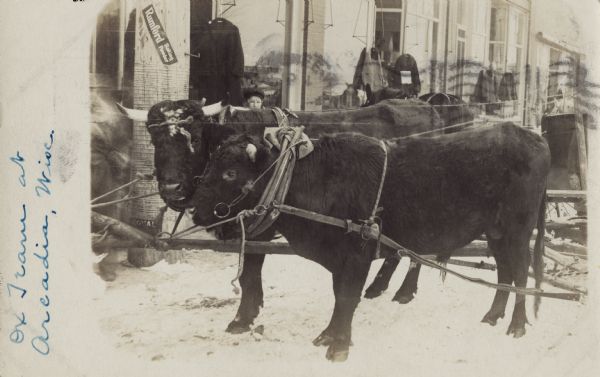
xmin=246 ymin=143 xmax=258 ymax=162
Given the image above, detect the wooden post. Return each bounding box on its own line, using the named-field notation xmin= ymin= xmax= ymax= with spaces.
xmin=575 ymin=120 xmax=587 ymax=190
xmin=129 ymin=0 xmax=190 ymax=231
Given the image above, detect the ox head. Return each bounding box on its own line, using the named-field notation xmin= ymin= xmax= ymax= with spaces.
xmin=117 ymin=99 xmax=249 ymax=210
xmin=190 ymin=134 xmax=272 ymax=226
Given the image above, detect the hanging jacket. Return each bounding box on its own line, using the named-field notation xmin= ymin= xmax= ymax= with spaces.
xmin=353 ymin=47 xmax=387 ymax=92
xmin=190 ymin=18 xmax=244 ymax=105
xmin=473 ymin=69 xmax=498 ymax=103
xmin=389 ymin=54 xmax=420 ymax=97
xmin=498 ymin=72 xmax=517 ymax=101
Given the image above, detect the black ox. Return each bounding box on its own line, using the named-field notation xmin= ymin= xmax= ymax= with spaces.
xmin=190 ymin=124 xmax=550 ymax=361
xmin=119 ymin=97 xmax=453 ymax=304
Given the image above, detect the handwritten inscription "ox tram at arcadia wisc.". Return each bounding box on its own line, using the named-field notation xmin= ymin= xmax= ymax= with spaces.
xmin=143 ymin=5 xmax=178 ymax=65
xmin=7 ymin=130 xmax=56 ymax=356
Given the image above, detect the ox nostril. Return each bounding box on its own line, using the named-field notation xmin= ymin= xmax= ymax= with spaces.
xmin=193 ymin=176 xmax=204 ymax=187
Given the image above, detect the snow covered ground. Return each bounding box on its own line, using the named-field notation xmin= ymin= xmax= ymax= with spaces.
xmin=91 ymin=249 xmax=597 ymax=377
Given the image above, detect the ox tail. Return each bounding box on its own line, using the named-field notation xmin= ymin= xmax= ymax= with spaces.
xmin=533 ymin=190 xmax=546 ymax=318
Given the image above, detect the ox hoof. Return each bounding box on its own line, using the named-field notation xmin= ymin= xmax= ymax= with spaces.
xmin=392 ymin=292 xmax=415 ymax=304
xmin=364 ymin=288 xmax=384 ymax=299
xmin=506 ymin=327 xmax=526 ymax=338
xmin=481 ymin=312 xmax=504 ymax=327
xmin=364 ymin=281 xmax=387 ymax=299
xmin=226 ymin=321 xmax=251 ymax=334
xmin=326 ymin=344 xmax=349 ymax=362
xmin=313 ymin=332 xmax=335 ymax=347
xmin=506 ymin=322 xmax=527 ymax=338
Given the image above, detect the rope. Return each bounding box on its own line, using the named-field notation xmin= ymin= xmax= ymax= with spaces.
xmin=230 ymin=214 xmax=247 ymax=295
xmin=90 ymin=191 xmax=160 ymax=209
xmin=361 ymin=140 xmax=388 ymax=258
xmin=91 ymin=177 xmax=141 ymax=204
xmin=371 ymin=140 xmax=387 ymax=220
xmin=146 ymin=115 xmax=194 ymax=130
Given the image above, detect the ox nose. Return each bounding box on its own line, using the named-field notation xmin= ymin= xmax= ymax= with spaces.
xmin=160 ymin=182 xmax=184 ymax=197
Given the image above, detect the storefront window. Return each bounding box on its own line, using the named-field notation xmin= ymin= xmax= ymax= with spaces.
xmin=216 ymin=0 xmax=286 ymax=107
xmin=375 ymin=0 xmax=403 ymax=65
xmin=404 ymin=0 xmax=441 ymax=93
xmin=489 ymin=4 xmax=506 ymax=69
xmin=546 ymin=48 xmax=577 ymax=114
xmin=482 ymin=0 xmax=527 ymax=118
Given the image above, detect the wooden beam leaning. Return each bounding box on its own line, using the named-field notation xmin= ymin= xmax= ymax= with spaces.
xmin=546 ymin=190 xmax=586 ymax=202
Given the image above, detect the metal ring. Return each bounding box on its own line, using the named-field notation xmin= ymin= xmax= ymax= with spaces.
xmin=254 ymin=204 xmax=268 ymax=216
xmin=214 ymin=202 xmax=231 ymax=219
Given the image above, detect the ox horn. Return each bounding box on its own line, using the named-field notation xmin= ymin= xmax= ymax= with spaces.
xmin=202 ymin=102 xmax=250 ymax=116
xmin=201 ymin=101 xmax=225 ymax=116
xmin=115 ymin=103 xmax=148 ymax=122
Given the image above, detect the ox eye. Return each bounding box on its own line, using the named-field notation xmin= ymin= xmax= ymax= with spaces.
xmin=222 ymin=169 xmax=237 ymax=181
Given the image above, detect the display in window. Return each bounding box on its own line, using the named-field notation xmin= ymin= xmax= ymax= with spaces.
xmin=352 ymin=46 xmax=387 ymax=93
xmin=473 ymin=68 xmax=499 ymax=114
xmin=498 ymin=72 xmax=517 ymax=101
xmin=389 ymin=53 xmax=421 ymax=98
xmin=190 ymin=18 xmax=244 ymax=105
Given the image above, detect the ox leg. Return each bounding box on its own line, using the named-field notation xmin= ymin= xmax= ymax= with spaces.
xmin=392 ymin=262 xmax=421 ymax=304
xmin=506 ymin=239 xmax=531 ymax=338
xmin=226 ymin=254 xmax=265 ymax=334
xmin=364 ymin=257 xmax=400 ymax=299
xmin=313 ymin=257 xmax=370 ymax=362
xmin=482 ymin=239 xmax=513 ymax=326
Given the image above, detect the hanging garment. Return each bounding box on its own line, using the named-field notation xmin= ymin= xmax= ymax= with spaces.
xmin=190 ymin=18 xmax=244 ymax=105
xmin=473 ymin=69 xmax=499 ymax=114
xmin=353 ymin=47 xmax=387 ymax=93
xmin=498 ymin=72 xmax=517 ymax=101
xmin=389 ymin=54 xmax=421 ymax=97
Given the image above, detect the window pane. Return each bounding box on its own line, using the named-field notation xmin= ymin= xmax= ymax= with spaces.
xmin=457 ymin=0 xmax=465 ymax=25
xmin=375 ymin=0 xmax=402 ymax=9
xmin=375 ymin=11 xmax=402 ymax=64
xmin=489 ymin=42 xmax=505 ymax=67
xmin=490 ymin=6 xmax=506 ymax=42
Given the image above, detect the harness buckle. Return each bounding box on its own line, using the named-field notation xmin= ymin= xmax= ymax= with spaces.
xmin=344 ymin=219 xmax=353 ymax=234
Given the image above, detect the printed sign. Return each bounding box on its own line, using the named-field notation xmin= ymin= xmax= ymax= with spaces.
xmin=400 ymin=70 xmax=412 ymax=85
xmin=142 ymin=5 xmax=178 ymax=65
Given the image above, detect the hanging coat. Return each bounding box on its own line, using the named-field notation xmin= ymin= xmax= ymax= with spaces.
xmin=473 ymin=69 xmax=498 ymax=103
xmin=190 ymin=18 xmax=244 ymax=105
xmin=498 ymin=72 xmax=517 ymax=101
xmin=389 ymin=54 xmax=421 ymax=97
xmin=473 ymin=69 xmax=499 ymax=114
xmin=353 ymin=47 xmax=387 ymax=92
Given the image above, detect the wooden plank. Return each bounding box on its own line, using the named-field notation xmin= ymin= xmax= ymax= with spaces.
xmin=528 ymin=271 xmax=587 ymax=295
xmin=164 ymin=238 xmax=492 ymax=259
xmin=545 ymin=240 xmax=587 ymax=257
xmin=575 ymin=120 xmax=588 ymax=189
xmin=546 ymin=190 xmax=586 ymax=201
xmin=544 ymin=245 xmax=587 ymax=273
xmin=92 ymin=211 xmax=154 ymax=246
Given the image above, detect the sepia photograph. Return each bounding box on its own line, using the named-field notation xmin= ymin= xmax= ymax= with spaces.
xmin=1 ymin=1 xmax=599 ymax=376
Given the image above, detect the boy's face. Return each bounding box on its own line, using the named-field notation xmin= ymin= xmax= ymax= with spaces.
xmin=247 ymin=96 xmax=263 ymax=110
